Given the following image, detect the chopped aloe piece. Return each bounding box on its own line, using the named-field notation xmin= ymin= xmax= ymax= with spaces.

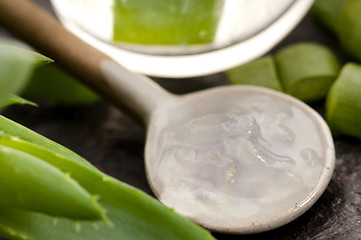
xmin=326 ymin=63 xmax=361 ymax=139
xmin=337 ymin=0 xmax=361 ymax=61
xmin=226 ymin=55 xmax=283 ymax=91
xmin=275 ymin=42 xmax=340 ymax=103
xmin=113 ymin=0 xmax=223 ymax=45
xmin=0 ymin=116 xmax=215 ymax=240
xmin=23 ymin=64 xmax=99 ymax=105
xmin=311 ymin=0 xmax=347 ymax=32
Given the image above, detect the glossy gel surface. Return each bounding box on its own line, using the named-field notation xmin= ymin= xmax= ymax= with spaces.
xmin=147 ymin=89 xmax=333 ymax=232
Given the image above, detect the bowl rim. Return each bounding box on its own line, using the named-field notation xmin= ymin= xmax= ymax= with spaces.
xmin=50 ymin=0 xmax=314 ymax=78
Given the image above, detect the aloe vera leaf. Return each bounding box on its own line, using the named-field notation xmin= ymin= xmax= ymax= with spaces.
xmin=0 ymin=194 xmax=213 ymax=240
xmin=326 ymin=63 xmax=361 ymax=139
xmin=275 ymin=42 xmax=340 ymax=103
xmin=337 ymin=0 xmax=361 ymax=61
xmin=0 ymin=143 xmax=105 ymax=221
xmin=0 ymin=115 xmax=97 ymax=171
xmin=113 ymin=0 xmax=223 ymax=45
xmin=0 ymin=95 xmax=37 ymax=108
xmin=0 ymin=42 xmax=52 ymax=106
xmin=226 ymin=55 xmax=283 ymax=91
xmin=311 ymin=0 xmax=347 ymax=32
xmin=0 ymin=116 xmax=215 ymax=240
xmin=23 ymin=63 xmax=99 ymax=105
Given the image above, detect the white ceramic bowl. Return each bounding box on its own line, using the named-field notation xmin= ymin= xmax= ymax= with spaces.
xmin=50 ymin=0 xmax=314 ymax=78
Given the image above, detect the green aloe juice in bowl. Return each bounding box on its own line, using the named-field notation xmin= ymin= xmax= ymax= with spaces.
xmin=113 ymin=0 xmax=222 ymax=49
xmin=50 ymin=0 xmax=296 ymax=55
xmin=49 ymin=0 xmax=312 ymax=77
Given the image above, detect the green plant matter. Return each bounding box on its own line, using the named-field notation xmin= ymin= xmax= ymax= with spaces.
xmin=113 ymin=0 xmax=223 ymax=45
xmin=311 ymin=0 xmax=346 ymax=33
xmin=337 ymin=0 xmax=361 ymax=61
xmin=311 ymin=0 xmax=361 ymax=62
xmin=0 ymin=130 xmax=107 ymax=221
xmin=23 ymin=63 xmax=99 ymax=105
xmin=0 ymin=42 xmax=51 ymax=106
xmin=326 ymin=63 xmax=361 ymax=139
xmin=0 ymin=95 xmax=36 ymax=108
xmin=228 ymin=42 xmax=340 ymax=103
xmin=226 ymin=55 xmax=283 ymax=91
xmin=275 ymin=42 xmax=340 ymax=103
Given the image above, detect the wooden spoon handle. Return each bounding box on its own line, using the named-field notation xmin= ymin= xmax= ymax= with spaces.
xmin=0 ymin=0 xmax=124 ymax=111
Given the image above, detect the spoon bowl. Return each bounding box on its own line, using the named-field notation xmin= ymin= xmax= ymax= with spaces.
xmin=101 ymin=61 xmax=335 ymax=233
xmin=147 ymin=87 xmax=334 ymax=234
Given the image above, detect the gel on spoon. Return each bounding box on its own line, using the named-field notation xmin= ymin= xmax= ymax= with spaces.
xmin=0 ymin=0 xmax=335 ymax=234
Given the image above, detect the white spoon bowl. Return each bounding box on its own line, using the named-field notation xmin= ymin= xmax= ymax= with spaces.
xmin=101 ymin=60 xmax=335 ymax=234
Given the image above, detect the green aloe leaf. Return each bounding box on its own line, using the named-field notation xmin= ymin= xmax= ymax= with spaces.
xmin=0 ymin=116 xmax=96 ymax=170
xmin=113 ymin=0 xmax=223 ymax=45
xmin=0 ymin=41 xmax=52 ymax=107
xmin=0 ymin=95 xmax=37 ymax=108
xmin=0 ymin=116 xmax=215 ymax=240
xmin=23 ymin=63 xmax=99 ymax=105
xmin=0 ymin=137 xmax=106 ymax=221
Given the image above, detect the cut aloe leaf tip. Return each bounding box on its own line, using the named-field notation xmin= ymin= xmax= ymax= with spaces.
xmin=326 ymin=63 xmax=361 ymax=139
xmin=275 ymin=42 xmax=340 ymax=103
xmin=226 ymin=55 xmax=283 ymax=92
xmin=311 ymin=0 xmax=347 ymax=33
xmin=336 ymin=0 xmax=361 ymax=61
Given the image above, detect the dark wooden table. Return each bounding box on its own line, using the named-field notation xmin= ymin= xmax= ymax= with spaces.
xmin=1 ymin=0 xmax=361 ymax=239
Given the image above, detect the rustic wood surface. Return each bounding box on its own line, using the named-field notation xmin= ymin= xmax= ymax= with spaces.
xmin=1 ymin=0 xmax=361 ymax=239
